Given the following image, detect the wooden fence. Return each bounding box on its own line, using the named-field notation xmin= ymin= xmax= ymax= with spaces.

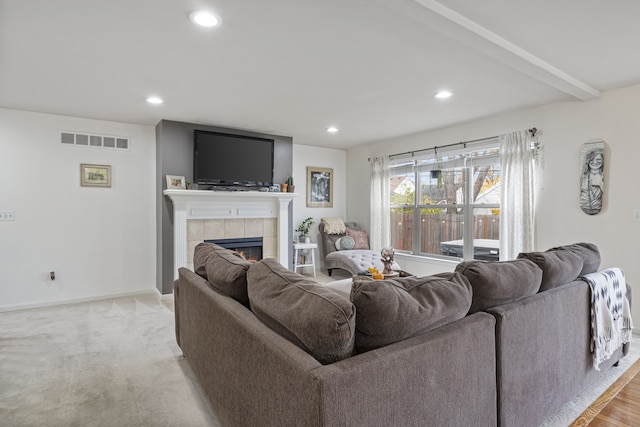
xmin=390 ymin=212 xmax=500 ymax=254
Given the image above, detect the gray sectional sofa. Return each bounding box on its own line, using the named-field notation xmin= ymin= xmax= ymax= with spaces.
xmin=174 ymin=242 xmax=630 ymax=427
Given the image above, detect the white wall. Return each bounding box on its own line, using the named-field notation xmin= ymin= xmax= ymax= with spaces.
xmin=347 ymin=83 xmax=640 ymax=323
xmin=292 ymin=144 xmax=347 ymax=266
xmin=0 ymin=108 xmax=156 ymax=310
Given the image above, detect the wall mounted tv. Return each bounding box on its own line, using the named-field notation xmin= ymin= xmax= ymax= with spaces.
xmin=193 ymin=130 xmax=274 ymax=188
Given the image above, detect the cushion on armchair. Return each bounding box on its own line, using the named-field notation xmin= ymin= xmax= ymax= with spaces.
xmin=335 ymin=236 xmax=355 ymax=251
xmin=247 ymin=258 xmax=356 ymax=364
xmin=319 ymin=220 xmax=361 ymax=256
xmin=455 ymin=259 xmax=542 ymax=313
xmin=350 ymin=272 xmax=472 ymax=353
xmin=346 ymin=228 xmax=370 ymax=249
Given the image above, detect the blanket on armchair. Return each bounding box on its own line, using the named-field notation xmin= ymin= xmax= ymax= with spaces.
xmin=581 ymin=268 xmax=633 ymax=370
xmin=321 ymin=217 xmax=346 ymax=235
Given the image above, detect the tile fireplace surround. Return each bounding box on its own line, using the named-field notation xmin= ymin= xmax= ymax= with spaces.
xmin=163 ymin=189 xmax=297 ymax=279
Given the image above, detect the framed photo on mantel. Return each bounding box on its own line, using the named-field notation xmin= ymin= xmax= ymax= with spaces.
xmin=166 ymin=175 xmax=186 ymax=190
xmin=307 ymin=167 xmax=333 ymax=207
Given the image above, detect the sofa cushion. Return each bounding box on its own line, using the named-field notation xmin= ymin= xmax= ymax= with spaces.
xmin=193 ymin=242 xmax=218 ymax=279
xmin=517 ymin=250 xmax=584 ymax=291
xmin=455 ymin=259 xmax=542 ymax=313
xmin=350 ymin=272 xmax=472 ymax=353
xmin=346 ymin=228 xmax=370 ymax=250
xmin=203 ymin=245 xmax=251 ymax=307
xmin=548 ymin=242 xmax=601 ymax=275
xmin=247 ymin=258 xmax=355 ymax=364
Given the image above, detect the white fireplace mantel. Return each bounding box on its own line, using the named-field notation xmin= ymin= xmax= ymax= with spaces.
xmin=164 ymin=189 xmax=297 ymax=278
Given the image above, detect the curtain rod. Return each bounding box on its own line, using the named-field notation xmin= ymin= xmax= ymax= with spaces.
xmin=369 ymin=127 xmax=537 ymax=161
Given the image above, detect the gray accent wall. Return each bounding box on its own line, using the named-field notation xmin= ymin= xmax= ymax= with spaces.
xmin=156 ymin=119 xmax=294 ymax=294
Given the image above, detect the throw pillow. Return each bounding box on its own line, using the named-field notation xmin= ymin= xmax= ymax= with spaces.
xmin=203 ymin=245 xmax=251 ymax=307
xmin=346 ymin=228 xmax=369 ymax=250
xmin=547 ymin=242 xmax=601 ymax=276
xmin=247 ymin=258 xmax=356 ymax=364
xmin=517 ymin=250 xmax=584 ymax=291
xmin=335 ymin=235 xmax=355 ymax=251
xmin=455 ymin=259 xmax=542 ymax=313
xmin=350 ymin=272 xmax=472 ymax=353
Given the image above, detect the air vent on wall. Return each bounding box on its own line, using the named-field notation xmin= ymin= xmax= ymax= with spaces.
xmin=61 ymin=132 xmax=129 ymax=150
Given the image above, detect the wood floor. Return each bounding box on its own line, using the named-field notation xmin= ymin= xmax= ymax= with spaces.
xmin=570 ymin=358 xmax=640 ymax=426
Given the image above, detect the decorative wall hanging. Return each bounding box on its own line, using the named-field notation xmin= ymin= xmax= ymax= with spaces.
xmin=80 ymin=164 xmax=111 ymax=187
xmin=306 ymin=167 xmax=333 ymax=207
xmin=579 ymin=139 xmax=605 ymax=215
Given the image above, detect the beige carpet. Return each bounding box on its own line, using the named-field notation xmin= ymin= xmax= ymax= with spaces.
xmin=0 ymin=294 xmax=220 ymax=427
xmin=0 ymin=293 xmax=636 ymax=427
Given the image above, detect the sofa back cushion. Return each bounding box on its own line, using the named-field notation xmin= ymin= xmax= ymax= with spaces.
xmin=547 ymin=242 xmax=601 ymax=275
xmin=455 ymin=259 xmax=542 ymax=313
xmin=201 ymin=244 xmax=251 ymax=307
xmin=193 ymin=242 xmax=218 ymax=279
xmin=247 ymin=258 xmax=355 ymax=364
xmin=350 ymin=272 xmax=472 ymax=353
xmin=517 ymin=250 xmax=583 ymax=291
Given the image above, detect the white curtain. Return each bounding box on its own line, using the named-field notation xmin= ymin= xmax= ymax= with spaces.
xmin=370 ymin=156 xmax=390 ymax=251
xmin=499 ymin=130 xmax=536 ymax=260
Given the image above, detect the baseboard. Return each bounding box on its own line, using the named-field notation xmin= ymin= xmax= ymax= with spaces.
xmin=0 ymin=289 xmax=158 ymax=313
xmin=154 ymin=288 xmax=174 ymax=302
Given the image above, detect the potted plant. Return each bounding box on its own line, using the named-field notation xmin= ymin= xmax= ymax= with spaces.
xmin=287 ymin=176 xmax=295 ymax=193
xmin=295 ymin=217 xmax=315 ymax=243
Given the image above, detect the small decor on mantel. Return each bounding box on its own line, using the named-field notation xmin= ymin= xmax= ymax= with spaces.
xmin=166 ymin=175 xmax=186 ymax=189
xmin=287 ymin=176 xmax=295 ymax=193
xmin=296 ymin=217 xmax=315 ymax=243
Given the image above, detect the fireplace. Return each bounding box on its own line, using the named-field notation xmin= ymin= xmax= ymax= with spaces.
xmin=206 ymin=237 xmax=263 ymax=261
xmin=163 ymin=189 xmax=296 ymax=280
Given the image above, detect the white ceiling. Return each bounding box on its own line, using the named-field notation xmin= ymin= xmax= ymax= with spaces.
xmin=2 ymin=0 xmax=639 ymax=149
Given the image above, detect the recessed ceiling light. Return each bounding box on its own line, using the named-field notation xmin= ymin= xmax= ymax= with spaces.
xmin=434 ymin=90 xmax=453 ymax=99
xmin=327 ymin=126 xmax=338 ymax=133
xmin=146 ymin=96 xmax=163 ymax=104
xmin=190 ymin=11 xmax=220 ymax=27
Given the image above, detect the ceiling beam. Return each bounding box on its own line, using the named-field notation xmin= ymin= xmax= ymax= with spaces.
xmin=411 ymin=0 xmax=600 ymax=100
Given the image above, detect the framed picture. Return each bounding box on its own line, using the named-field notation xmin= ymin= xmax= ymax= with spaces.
xmin=166 ymin=175 xmax=186 ymax=189
xmin=307 ymin=167 xmax=333 ymax=207
xmin=80 ymin=164 xmax=111 ymax=187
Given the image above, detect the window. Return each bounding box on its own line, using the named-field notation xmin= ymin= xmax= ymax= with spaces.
xmin=389 ymin=142 xmax=501 ymax=261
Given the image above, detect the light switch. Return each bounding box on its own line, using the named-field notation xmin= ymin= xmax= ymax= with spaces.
xmin=634 ymin=209 xmax=640 ymax=222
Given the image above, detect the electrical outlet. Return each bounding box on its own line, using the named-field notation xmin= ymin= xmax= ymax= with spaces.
xmin=0 ymin=210 xmax=15 ymax=221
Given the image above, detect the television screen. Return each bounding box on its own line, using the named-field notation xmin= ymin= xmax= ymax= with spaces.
xmin=194 ymin=130 xmax=274 ymax=187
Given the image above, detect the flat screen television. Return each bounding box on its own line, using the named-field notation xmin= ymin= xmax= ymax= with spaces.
xmin=193 ymin=130 xmax=274 ymax=188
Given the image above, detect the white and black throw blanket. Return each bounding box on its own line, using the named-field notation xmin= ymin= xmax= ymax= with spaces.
xmin=581 ymin=268 xmax=633 ymax=370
